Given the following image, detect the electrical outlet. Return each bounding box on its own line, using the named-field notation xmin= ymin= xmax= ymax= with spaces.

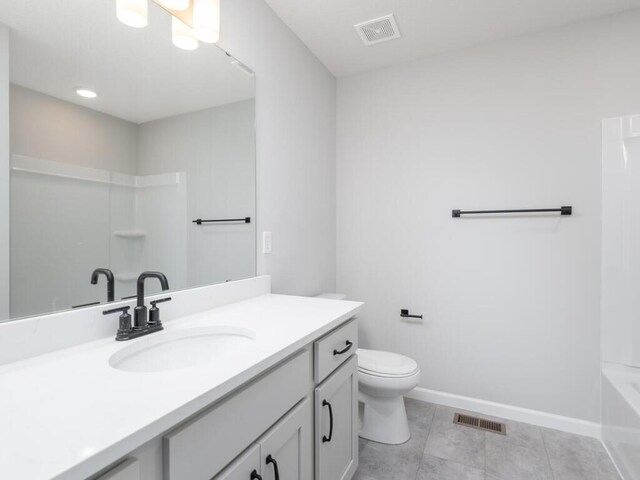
xmin=263 ymin=231 xmax=272 ymax=254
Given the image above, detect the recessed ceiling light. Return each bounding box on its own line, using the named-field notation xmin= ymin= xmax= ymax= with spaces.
xmin=75 ymin=88 xmax=98 ymax=99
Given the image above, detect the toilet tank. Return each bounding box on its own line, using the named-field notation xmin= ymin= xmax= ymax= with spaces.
xmin=315 ymin=293 xmax=347 ymax=300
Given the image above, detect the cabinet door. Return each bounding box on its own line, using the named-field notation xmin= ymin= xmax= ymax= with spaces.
xmin=258 ymin=398 xmax=313 ymax=480
xmin=215 ymin=445 xmax=261 ymax=480
xmin=315 ymin=356 xmax=358 ymax=480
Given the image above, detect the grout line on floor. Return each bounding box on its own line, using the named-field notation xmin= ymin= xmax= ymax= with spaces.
xmin=540 ymin=426 xmax=557 ymax=480
xmin=413 ymin=400 xmax=436 ymax=480
xmin=411 ymin=408 xmax=427 ymax=480
xmin=483 ymin=430 xmax=488 ymax=476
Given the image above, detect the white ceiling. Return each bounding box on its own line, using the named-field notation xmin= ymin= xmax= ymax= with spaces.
xmin=264 ymin=0 xmax=640 ymax=77
xmin=0 ymin=0 xmax=254 ymax=124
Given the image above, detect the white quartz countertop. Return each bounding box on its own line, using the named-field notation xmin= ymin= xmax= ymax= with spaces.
xmin=0 ymin=294 xmax=362 ymax=480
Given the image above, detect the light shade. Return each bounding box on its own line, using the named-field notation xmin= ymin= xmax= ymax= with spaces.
xmin=116 ymin=0 xmax=148 ymax=28
xmin=192 ymin=0 xmax=220 ymax=44
xmin=75 ymin=88 xmax=98 ymax=99
xmin=156 ymin=0 xmax=190 ymax=11
xmin=172 ymin=17 xmax=199 ymax=50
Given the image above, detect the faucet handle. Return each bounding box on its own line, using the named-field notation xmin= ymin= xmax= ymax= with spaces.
xmin=102 ymin=305 xmax=130 ymax=315
xmin=149 ymin=297 xmax=172 ymax=327
xmin=150 ymin=297 xmax=172 ymax=307
xmin=103 ymin=306 xmax=132 ymax=341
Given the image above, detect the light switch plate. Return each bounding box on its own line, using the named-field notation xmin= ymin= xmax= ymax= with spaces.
xmin=263 ymin=232 xmax=272 ymax=254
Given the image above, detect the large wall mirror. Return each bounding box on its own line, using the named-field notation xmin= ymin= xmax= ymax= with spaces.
xmin=0 ymin=1 xmax=256 ymax=322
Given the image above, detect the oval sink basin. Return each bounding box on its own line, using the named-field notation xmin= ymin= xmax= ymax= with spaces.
xmin=109 ymin=326 xmax=256 ymax=373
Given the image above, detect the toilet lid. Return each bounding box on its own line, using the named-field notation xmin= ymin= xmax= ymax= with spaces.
xmin=357 ymin=348 xmax=419 ymax=377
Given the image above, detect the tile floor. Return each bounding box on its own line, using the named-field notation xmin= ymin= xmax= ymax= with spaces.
xmin=354 ymin=398 xmax=621 ymax=480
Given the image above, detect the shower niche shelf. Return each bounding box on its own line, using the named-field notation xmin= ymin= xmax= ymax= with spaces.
xmin=115 ymin=273 xmax=139 ymax=283
xmin=112 ymin=230 xmax=147 ymax=239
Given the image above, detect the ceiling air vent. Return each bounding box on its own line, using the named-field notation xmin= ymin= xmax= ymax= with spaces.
xmin=354 ymin=14 xmax=401 ymax=46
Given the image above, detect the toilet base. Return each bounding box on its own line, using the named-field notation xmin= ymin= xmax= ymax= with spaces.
xmin=358 ymin=391 xmax=411 ymax=444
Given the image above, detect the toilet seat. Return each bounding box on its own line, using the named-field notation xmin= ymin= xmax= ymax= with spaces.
xmin=357 ymin=348 xmax=418 ymax=377
xmin=359 ymin=367 xmax=419 ymax=378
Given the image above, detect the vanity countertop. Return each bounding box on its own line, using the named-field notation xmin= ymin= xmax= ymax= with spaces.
xmin=0 ymin=294 xmax=362 ymax=480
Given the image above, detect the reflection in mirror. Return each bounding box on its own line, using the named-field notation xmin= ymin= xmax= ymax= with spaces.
xmin=0 ymin=1 xmax=256 ymax=321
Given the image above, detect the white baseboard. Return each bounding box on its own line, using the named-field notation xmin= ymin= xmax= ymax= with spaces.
xmin=406 ymin=387 xmax=601 ymax=439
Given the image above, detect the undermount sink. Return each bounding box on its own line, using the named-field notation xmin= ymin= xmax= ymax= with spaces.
xmin=109 ymin=326 xmax=256 ymax=373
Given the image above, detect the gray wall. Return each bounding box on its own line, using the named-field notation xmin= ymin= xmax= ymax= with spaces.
xmin=138 ymin=100 xmax=256 ymax=288
xmin=219 ymin=0 xmax=337 ymax=296
xmin=10 ymin=85 xmax=138 ymax=174
xmin=336 ymin=11 xmax=640 ymax=423
xmin=0 ymin=25 xmax=9 ymax=319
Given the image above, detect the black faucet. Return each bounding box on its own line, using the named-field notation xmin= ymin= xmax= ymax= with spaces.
xmin=91 ymin=268 xmax=115 ymax=302
xmin=134 ymin=271 xmax=170 ymax=330
xmin=103 ymin=271 xmax=171 ymax=341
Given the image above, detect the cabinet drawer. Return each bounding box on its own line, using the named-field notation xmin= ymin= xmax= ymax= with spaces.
xmin=314 ymin=319 xmax=357 ymax=383
xmin=163 ymin=349 xmax=312 ymax=480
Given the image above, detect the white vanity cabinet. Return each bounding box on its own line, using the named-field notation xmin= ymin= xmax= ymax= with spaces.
xmin=90 ymin=317 xmax=358 ymax=480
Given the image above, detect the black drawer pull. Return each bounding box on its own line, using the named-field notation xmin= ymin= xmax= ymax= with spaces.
xmin=322 ymin=400 xmax=334 ymax=443
xmin=266 ymin=455 xmax=279 ymax=480
xmin=250 ymin=470 xmax=262 ymax=480
xmin=333 ymin=340 xmax=353 ymax=356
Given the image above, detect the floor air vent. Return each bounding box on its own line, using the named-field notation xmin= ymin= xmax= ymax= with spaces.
xmin=453 ymin=413 xmax=506 ymax=435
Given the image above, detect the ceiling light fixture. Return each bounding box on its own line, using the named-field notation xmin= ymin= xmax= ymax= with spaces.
xmin=192 ymin=0 xmax=220 ymax=44
xmin=171 ymin=16 xmax=199 ymax=50
xmin=156 ymin=0 xmax=190 ymax=10
xmin=116 ymin=0 xmax=220 ymax=50
xmin=116 ymin=0 xmax=148 ymax=28
xmin=75 ymin=88 xmax=98 ymax=99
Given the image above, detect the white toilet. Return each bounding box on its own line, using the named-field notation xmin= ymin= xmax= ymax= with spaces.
xmin=314 ymin=293 xmax=421 ymax=445
xmin=357 ymin=348 xmax=420 ymax=444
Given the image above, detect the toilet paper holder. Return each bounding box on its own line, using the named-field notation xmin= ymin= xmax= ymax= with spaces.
xmin=400 ymin=309 xmax=422 ymax=319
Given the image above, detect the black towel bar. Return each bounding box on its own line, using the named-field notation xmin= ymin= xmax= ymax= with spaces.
xmin=452 ymin=206 xmax=571 ymax=218
xmin=193 ymin=217 xmax=251 ymax=225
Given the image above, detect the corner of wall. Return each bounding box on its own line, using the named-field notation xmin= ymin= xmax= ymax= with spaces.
xmin=0 ymin=23 xmax=10 ymax=320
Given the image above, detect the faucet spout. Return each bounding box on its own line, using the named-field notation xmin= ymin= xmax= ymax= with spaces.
xmin=136 ymin=271 xmax=170 ymax=307
xmin=134 ymin=271 xmax=170 ymax=329
xmin=91 ymin=268 xmax=115 ymax=302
